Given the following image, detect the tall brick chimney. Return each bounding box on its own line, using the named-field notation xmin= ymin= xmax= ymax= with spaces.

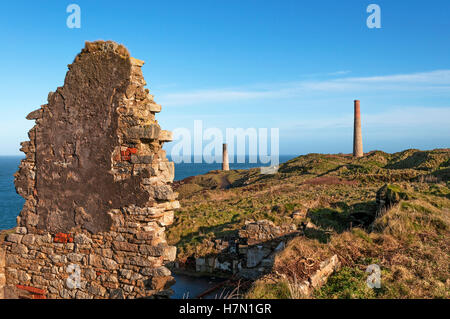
xmin=222 ymin=143 xmax=230 ymax=171
xmin=353 ymin=100 xmax=363 ymax=157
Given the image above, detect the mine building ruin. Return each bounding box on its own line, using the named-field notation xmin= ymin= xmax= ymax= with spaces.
xmin=0 ymin=41 xmax=178 ymax=299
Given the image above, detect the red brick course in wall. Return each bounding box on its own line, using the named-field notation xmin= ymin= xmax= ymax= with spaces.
xmin=120 ymin=148 xmax=138 ymax=161
xmin=16 ymin=285 xmax=47 ymax=299
xmin=54 ymin=233 xmax=74 ymax=244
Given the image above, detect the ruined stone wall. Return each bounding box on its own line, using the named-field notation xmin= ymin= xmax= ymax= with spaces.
xmin=2 ymin=41 xmax=178 ymax=299
xmin=0 ymin=245 xmax=5 ymax=298
xmin=181 ymin=220 xmax=298 ymax=280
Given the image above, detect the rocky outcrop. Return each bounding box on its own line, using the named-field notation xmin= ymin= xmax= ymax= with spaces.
xmin=2 ymin=41 xmax=178 ymax=299
xmin=376 ymin=184 xmax=410 ymax=217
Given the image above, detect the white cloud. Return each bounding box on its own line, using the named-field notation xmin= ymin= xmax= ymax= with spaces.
xmin=289 ymin=106 xmax=450 ymax=131
xmin=327 ymin=70 xmax=352 ymax=76
xmin=158 ymin=70 xmax=450 ymax=106
xmin=158 ymin=89 xmax=274 ymax=106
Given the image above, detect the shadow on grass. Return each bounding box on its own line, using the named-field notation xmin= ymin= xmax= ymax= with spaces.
xmin=177 ymin=221 xmax=239 ymax=248
xmin=306 ymin=201 xmax=377 ymax=234
xmin=303 ymin=227 xmax=331 ymax=243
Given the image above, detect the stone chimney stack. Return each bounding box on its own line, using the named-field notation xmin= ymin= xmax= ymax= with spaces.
xmin=353 ymin=100 xmax=363 ymax=157
xmin=222 ymin=143 xmax=230 ymax=171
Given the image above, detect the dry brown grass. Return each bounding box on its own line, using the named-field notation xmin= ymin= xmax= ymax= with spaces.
xmin=303 ymin=176 xmax=358 ymax=186
xmin=170 ymin=150 xmax=449 ymax=298
xmin=274 ymin=236 xmax=330 ymax=281
xmin=247 ymin=193 xmax=450 ymax=299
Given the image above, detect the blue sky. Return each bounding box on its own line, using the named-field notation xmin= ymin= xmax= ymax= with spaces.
xmin=0 ymin=0 xmax=449 ymax=156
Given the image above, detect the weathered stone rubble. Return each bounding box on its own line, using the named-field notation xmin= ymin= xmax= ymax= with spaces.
xmin=180 ymin=220 xmax=298 ymax=280
xmin=279 ymin=254 xmax=341 ymax=297
xmin=2 ymin=41 xmax=178 ymax=299
xmin=375 ymin=184 xmax=410 ymax=218
xmin=238 ymin=220 xmax=298 ymax=279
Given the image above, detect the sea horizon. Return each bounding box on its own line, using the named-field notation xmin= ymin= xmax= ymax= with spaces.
xmin=0 ymin=154 xmax=297 ymax=230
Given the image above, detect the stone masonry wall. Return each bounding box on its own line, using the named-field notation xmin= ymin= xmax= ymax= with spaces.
xmin=2 ymin=41 xmax=178 ymax=299
xmin=0 ymin=245 xmax=5 ymax=298
xmin=186 ymin=220 xmax=298 ymax=280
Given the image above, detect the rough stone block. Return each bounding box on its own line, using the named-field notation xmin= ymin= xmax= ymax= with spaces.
xmin=157 ymin=211 xmax=174 ymax=226
xmin=16 ymin=227 xmax=27 ymax=235
xmin=130 ymin=155 xmax=153 ymax=164
xmin=309 ymin=255 xmax=340 ymax=289
xmin=22 ymin=234 xmax=36 ymax=245
xmin=26 ymin=108 xmax=43 ymax=120
xmin=130 ymin=57 xmax=145 ymax=67
xmin=126 ymin=124 xmax=160 ymax=140
xmin=148 ymin=276 xmax=175 ymax=290
xmin=7 ymin=234 xmax=23 ymax=244
xmin=11 ymin=243 xmax=28 ymax=255
xmin=154 ymin=185 xmax=177 ymax=200
xmin=158 ymin=130 xmax=173 ymax=142
xmin=147 ymin=102 xmax=162 ymax=113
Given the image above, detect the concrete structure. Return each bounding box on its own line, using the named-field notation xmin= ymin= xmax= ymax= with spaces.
xmin=353 ymin=100 xmax=363 ymax=157
xmin=222 ymin=143 xmax=230 ymax=171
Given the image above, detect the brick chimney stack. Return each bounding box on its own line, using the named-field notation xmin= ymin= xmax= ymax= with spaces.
xmin=353 ymin=100 xmax=363 ymax=157
xmin=222 ymin=143 xmax=230 ymax=171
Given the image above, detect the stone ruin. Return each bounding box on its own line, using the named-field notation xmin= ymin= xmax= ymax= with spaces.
xmin=180 ymin=220 xmax=298 ymax=280
xmin=0 ymin=41 xmax=178 ymax=299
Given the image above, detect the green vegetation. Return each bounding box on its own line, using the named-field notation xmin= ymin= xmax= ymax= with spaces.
xmin=168 ymin=149 xmax=450 ymax=298
xmin=314 ymin=266 xmax=377 ymax=299
xmin=245 ymin=280 xmax=291 ymax=299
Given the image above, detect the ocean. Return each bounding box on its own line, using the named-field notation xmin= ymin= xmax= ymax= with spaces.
xmin=0 ymin=156 xmax=25 ymax=230
xmin=0 ymin=155 xmax=295 ymax=230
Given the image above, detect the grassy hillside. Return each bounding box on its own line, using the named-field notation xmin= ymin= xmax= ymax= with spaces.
xmin=167 ymin=149 xmax=450 ymax=298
